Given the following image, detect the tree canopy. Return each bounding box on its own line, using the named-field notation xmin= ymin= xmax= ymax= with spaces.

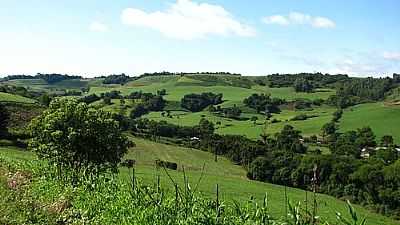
xmin=29 ymin=98 xmax=132 ymax=176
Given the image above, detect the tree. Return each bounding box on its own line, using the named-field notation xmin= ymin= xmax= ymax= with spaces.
xmin=294 ymin=78 xmax=314 ymax=92
xmin=0 ymin=104 xmax=9 ymax=138
xmin=130 ymin=104 xmax=148 ymax=119
xmin=222 ymin=105 xmax=241 ymax=119
xmin=103 ymin=96 xmax=112 ymax=105
xmin=248 ymin=157 xmax=275 ymax=182
xmin=39 ymin=93 xmax=52 ymax=106
xmin=356 ymin=126 xmax=376 ymax=148
xmin=197 ymin=118 xmax=214 ymax=137
xmin=275 ymin=125 xmax=306 ymax=153
xmin=102 ymin=73 xmax=130 ymax=85
xmin=29 ymin=98 xmax=132 ymax=177
xmin=332 ymin=109 xmax=343 ymax=123
xmin=321 ymin=122 xmax=337 ymax=142
xmin=381 ymin=135 xmax=394 ymax=147
xmin=251 ymin=116 xmax=258 ymax=125
xmin=181 ymin=92 xmax=223 ymax=112
xmin=243 ymin=93 xmax=283 ymax=113
xmin=120 ymin=98 xmax=125 ymax=105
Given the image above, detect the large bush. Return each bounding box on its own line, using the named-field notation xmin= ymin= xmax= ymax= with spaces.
xmin=29 ymin=98 xmax=132 ymax=176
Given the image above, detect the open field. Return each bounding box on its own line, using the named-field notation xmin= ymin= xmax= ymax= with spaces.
xmin=3 ymin=78 xmax=89 ymax=91
xmin=143 ymin=106 xmax=336 ymax=139
xmin=0 ymin=92 xmax=36 ymax=104
xmin=340 ymin=102 xmax=400 ymax=143
xmin=1 ymin=140 xmax=399 ymax=225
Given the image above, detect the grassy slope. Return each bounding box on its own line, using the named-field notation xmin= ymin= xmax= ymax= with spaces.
xmin=340 ymin=102 xmax=400 ymax=143
xmin=1 ymin=142 xmax=398 ymax=225
xmin=4 ymin=78 xmax=88 ymax=91
xmin=143 ymin=106 xmax=335 ymax=139
xmin=0 ymin=92 xmax=36 ymax=104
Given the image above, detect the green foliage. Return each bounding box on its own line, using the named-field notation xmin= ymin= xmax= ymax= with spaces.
xmin=248 ymin=156 xmax=274 ymax=181
xmin=222 ymin=105 xmax=242 ymax=119
xmin=243 ymin=93 xmax=283 ymax=113
xmin=28 ymin=98 xmax=132 ymax=176
xmin=275 ymin=125 xmax=307 ymax=154
xmin=102 ymin=73 xmax=131 ymax=85
xmin=294 ymin=78 xmax=314 ymax=93
xmin=332 ymin=109 xmax=343 ymax=123
xmin=38 ymin=93 xmax=52 ymax=106
xmin=0 ymin=104 xmax=9 ymax=138
xmin=181 ymin=92 xmax=223 ymax=112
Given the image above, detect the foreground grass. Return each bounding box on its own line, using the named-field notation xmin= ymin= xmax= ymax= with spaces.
xmin=1 ymin=143 xmax=398 ymax=224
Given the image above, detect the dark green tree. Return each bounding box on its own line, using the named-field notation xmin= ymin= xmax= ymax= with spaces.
xmin=29 ymin=98 xmax=132 ymax=177
xmin=381 ymin=135 xmax=394 ymax=147
xmin=248 ymin=157 xmax=275 ymax=182
xmin=130 ymin=104 xmax=148 ymax=119
xmin=0 ymin=104 xmax=9 ymax=138
xmin=39 ymin=93 xmax=52 ymax=106
xmin=294 ymin=78 xmax=314 ymax=92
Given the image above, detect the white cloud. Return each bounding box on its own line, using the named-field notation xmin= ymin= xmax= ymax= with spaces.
xmin=262 ymin=12 xmax=335 ymax=29
xmin=262 ymin=15 xmax=289 ymax=26
xmin=383 ymin=51 xmax=400 ymax=61
xmin=334 ymin=59 xmax=389 ymax=76
xmin=89 ymin=21 xmax=109 ymax=32
xmin=121 ymin=0 xmax=255 ymax=40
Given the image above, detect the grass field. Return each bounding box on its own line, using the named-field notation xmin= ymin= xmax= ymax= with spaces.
xmin=0 ymin=92 xmax=36 ymax=104
xmin=1 ymin=140 xmax=399 ymax=224
xmin=340 ymin=102 xmax=400 ymax=143
xmin=143 ymin=106 xmax=335 ymax=139
xmin=4 ymin=78 xmax=88 ymax=91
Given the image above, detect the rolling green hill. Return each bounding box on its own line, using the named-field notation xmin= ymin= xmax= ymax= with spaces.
xmin=0 ymin=92 xmax=36 ymax=104
xmin=340 ymin=102 xmax=400 ymax=143
xmin=1 ymin=139 xmax=399 ymax=225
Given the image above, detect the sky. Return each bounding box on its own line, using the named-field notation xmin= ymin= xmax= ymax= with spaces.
xmin=0 ymin=0 xmax=399 ymax=77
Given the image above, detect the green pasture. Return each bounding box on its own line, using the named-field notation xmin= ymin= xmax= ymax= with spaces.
xmin=340 ymin=102 xmax=400 ymax=143
xmin=1 ymin=141 xmax=398 ymax=225
xmin=0 ymin=92 xmax=36 ymax=104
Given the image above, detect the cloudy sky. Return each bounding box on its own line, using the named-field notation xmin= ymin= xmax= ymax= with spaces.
xmin=0 ymin=0 xmax=399 ymax=77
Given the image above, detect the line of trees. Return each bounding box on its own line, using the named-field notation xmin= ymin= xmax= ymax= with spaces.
xmin=2 ymin=73 xmax=82 ymax=84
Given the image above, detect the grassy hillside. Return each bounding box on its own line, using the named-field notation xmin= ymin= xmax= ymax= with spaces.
xmin=4 ymin=78 xmax=88 ymax=91
xmin=340 ymin=102 xmax=400 ymax=143
xmin=143 ymin=106 xmax=335 ymax=139
xmin=1 ymin=139 xmax=398 ymax=225
xmin=0 ymin=92 xmax=36 ymax=104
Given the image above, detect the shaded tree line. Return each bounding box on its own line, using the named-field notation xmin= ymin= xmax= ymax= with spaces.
xmin=102 ymin=74 xmax=131 ymax=85
xmin=2 ymin=73 xmax=81 ymax=84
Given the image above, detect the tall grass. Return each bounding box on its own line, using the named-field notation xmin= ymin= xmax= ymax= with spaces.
xmin=0 ymin=156 xmax=366 ymax=225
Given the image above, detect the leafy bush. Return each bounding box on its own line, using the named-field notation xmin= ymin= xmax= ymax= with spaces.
xmin=29 ymin=98 xmax=132 ymax=177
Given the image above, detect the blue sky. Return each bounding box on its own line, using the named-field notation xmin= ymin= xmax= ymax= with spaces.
xmin=0 ymin=0 xmax=399 ymax=77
